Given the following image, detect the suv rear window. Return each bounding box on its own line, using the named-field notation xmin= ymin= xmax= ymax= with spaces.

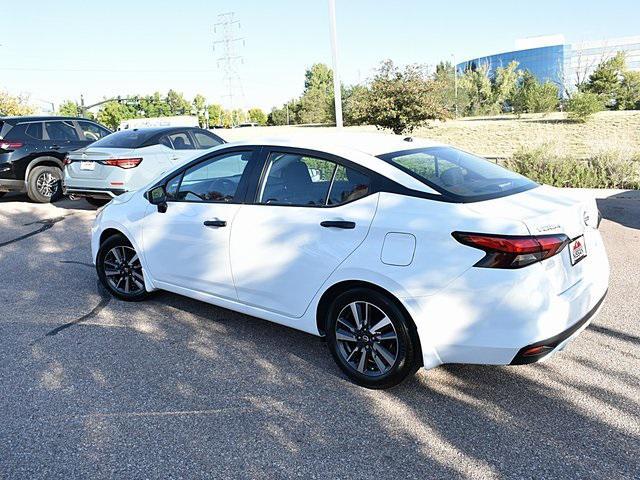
xmin=378 ymin=146 xmax=538 ymax=201
xmin=89 ymin=130 xmax=154 ymax=149
xmin=4 ymin=122 xmax=43 ymax=141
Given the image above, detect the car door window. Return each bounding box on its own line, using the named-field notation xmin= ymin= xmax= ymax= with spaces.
xmin=259 ymin=152 xmax=337 ymax=206
xmin=173 ymin=151 xmax=251 ymax=202
xmin=327 ymin=165 xmax=371 ymax=205
xmin=193 ymin=131 xmax=222 ymax=149
xmin=159 ymin=135 xmax=173 ymax=149
xmin=4 ymin=122 xmax=43 ymax=141
xmin=168 ymin=132 xmax=194 ymax=150
xmin=45 ymin=121 xmax=79 ymax=142
xmin=78 ymin=121 xmax=110 ymax=142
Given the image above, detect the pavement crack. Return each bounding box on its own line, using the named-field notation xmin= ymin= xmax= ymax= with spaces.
xmin=42 ymin=282 xmax=112 ymax=338
xmin=0 ymin=214 xmax=72 ymax=248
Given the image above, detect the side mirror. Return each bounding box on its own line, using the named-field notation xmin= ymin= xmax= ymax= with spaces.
xmin=147 ymin=186 xmax=168 ymax=213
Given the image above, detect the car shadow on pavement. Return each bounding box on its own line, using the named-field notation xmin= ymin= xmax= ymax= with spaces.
xmin=597 ymin=191 xmax=640 ymax=230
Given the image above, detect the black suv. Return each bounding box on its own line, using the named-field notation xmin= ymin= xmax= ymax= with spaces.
xmin=0 ymin=116 xmax=111 ymax=202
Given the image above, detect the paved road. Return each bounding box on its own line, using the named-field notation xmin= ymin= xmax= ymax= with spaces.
xmin=0 ymin=192 xmax=638 ymax=479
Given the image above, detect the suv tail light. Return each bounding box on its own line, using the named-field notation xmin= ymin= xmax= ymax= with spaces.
xmin=102 ymin=158 xmax=142 ymax=169
xmin=63 ymin=155 xmax=72 ymax=166
xmin=452 ymin=232 xmax=570 ymax=269
xmin=0 ymin=141 xmax=23 ymax=151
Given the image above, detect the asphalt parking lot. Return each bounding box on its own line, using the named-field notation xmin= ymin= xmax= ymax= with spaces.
xmin=0 ymin=191 xmax=638 ymax=479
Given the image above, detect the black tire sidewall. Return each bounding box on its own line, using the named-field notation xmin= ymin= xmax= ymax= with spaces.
xmin=27 ymin=165 xmax=63 ymax=203
xmin=96 ymin=234 xmax=149 ymax=302
xmin=326 ymin=288 xmax=418 ymax=389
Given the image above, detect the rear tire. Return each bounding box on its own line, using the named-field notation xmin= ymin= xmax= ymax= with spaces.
xmin=325 ymin=288 xmax=420 ymax=389
xmin=27 ymin=165 xmax=63 ymax=203
xmin=86 ymin=197 xmax=110 ymax=207
xmin=96 ymin=234 xmax=150 ymax=302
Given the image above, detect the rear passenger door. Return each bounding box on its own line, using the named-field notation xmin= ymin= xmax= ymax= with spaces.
xmin=166 ymin=131 xmax=197 ymax=164
xmin=44 ymin=120 xmax=84 ymax=154
xmin=229 ymin=147 xmax=379 ymax=317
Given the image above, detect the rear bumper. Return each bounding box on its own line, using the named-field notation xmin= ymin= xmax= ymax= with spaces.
xmin=64 ymin=186 xmax=126 ymax=199
xmin=510 ymin=290 xmax=607 ymax=365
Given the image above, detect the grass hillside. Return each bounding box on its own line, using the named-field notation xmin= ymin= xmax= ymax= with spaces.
xmin=222 ymin=110 xmax=640 ymax=160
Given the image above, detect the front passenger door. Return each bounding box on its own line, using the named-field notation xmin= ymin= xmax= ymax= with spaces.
xmin=142 ymin=148 xmax=256 ymax=299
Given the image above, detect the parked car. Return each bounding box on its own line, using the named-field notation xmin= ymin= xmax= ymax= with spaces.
xmin=91 ymin=134 xmax=609 ymax=389
xmin=0 ymin=116 xmax=111 ymax=202
xmin=64 ymin=127 xmax=225 ymax=206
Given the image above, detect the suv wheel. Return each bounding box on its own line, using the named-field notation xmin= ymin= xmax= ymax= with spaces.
xmin=325 ymin=288 xmax=421 ymax=389
xmin=27 ymin=165 xmax=63 ymax=203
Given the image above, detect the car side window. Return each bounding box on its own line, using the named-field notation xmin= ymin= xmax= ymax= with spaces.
xmin=159 ymin=135 xmax=173 ymax=149
xmin=25 ymin=123 xmax=44 ymax=140
xmin=327 ymin=165 xmax=371 ymax=205
xmin=78 ymin=121 xmax=110 ymax=142
xmin=193 ymin=131 xmax=222 ymax=149
xmin=168 ymin=132 xmax=194 ymax=150
xmin=4 ymin=122 xmax=43 ymax=141
xmin=165 ymin=173 xmax=182 ymax=200
xmin=45 ymin=121 xmax=79 ymax=141
xmin=174 ymin=151 xmax=251 ymax=202
xmin=259 ymin=153 xmax=337 ymax=206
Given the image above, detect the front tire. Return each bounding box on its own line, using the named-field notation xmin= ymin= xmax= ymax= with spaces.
xmin=96 ymin=234 xmax=149 ymax=301
xmin=27 ymin=165 xmax=63 ymax=203
xmin=325 ymin=288 xmax=420 ymax=389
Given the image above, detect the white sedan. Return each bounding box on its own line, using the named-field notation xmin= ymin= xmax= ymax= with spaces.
xmin=91 ymin=134 xmax=609 ymax=388
xmin=64 ymin=127 xmax=224 ymax=206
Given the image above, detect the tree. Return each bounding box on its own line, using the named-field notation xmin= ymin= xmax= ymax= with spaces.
xmin=297 ymin=63 xmax=335 ymax=124
xmin=512 ymin=71 xmax=559 ymax=114
xmin=343 ymin=84 xmax=369 ymax=126
xmin=567 ymin=91 xmax=604 ymax=122
xmin=192 ymin=94 xmax=207 ymax=126
xmin=207 ymin=104 xmax=224 ymax=126
xmin=616 ymin=70 xmax=640 ymax=110
xmin=363 ymin=60 xmax=450 ymax=134
xmin=247 ymin=108 xmax=267 ymax=125
xmin=582 ymin=52 xmax=626 ymax=108
xmin=267 ymin=100 xmax=297 ymax=125
xmin=166 ymin=90 xmax=191 ymax=115
xmin=459 ymin=64 xmax=493 ymax=116
xmin=139 ymin=92 xmax=171 ymax=117
xmin=58 ymin=100 xmax=81 ymax=117
xmin=97 ymin=101 xmax=136 ymax=130
xmin=492 ymin=61 xmax=520 ymax=109
xmin=0 ymin=91 xmax=34 ymax=116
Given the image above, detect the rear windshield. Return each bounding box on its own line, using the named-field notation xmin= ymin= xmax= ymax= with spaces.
xmin=89 ymin=130 xmax=154 ymax=149
xmin=378 ymin=146 xmax=538 ymax=201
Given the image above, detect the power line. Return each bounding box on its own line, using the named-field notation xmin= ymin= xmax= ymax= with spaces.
xmin=213 ymin=12 xmax=245 ymax=123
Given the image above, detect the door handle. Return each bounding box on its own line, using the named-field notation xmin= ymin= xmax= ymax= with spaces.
xmin=50 ymin=144 xmax=61 ymax=150
xmin=204 ymin=220 xmax=227 ymax=227
xmin=320 ymin=220 xmax=356 ymax=229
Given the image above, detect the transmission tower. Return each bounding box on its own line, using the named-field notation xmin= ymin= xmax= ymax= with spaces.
xmin=213 ymin=12 xmax=245 ymax=124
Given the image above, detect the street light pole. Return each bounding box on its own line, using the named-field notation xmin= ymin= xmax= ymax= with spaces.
xmin=328 ymin=0 xmax=343 ymax=129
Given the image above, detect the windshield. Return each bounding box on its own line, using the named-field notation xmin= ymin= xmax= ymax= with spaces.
xmin=378 ymin=146 xmax=538 ymax=201
xmin=89 ymin=130 xmax=154 ymax=149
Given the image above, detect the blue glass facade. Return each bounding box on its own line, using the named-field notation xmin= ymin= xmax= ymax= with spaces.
xmin=457 ymin=44 xmax=568 ymax=87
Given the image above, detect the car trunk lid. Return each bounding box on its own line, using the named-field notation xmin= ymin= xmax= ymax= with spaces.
xmin=66 ymin=147 xmax=137 ymax=180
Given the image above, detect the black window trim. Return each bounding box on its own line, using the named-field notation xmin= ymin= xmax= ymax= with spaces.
xmin=43 ymin=119 xmax=80 ymax=142
xmin=148 ymin=145 xmax=261 ymax=205
xmin=252 ymin=146 xmax=377 ymax=209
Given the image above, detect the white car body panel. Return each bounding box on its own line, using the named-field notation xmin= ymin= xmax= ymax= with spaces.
xmin=91 ymin=135 xmax=610 ymax=371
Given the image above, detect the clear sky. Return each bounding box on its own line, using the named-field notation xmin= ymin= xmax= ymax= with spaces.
xmin=1 ymin=0 xmax=639 ymax=113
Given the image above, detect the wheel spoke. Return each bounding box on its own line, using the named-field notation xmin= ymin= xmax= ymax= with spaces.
xmin=350 ymin=303 xmax=361 ymax=328
xmin=372 ymin=350 xmax=387 ymax=372
xmin=131 ymin=276 xmax=144 ymax=290
xmin=336 ymin=329 xmax=357 ymax=343
xmin=132 ymin=271 xmax=144 ymax=282
xmin=123 ymin=276 xmax=130 ymax=293
xmin=112 ymin=248 xmax=123 ymax=264
xmin=337 ymin=317 xmax=355 ymax=332
xmin=373 ymin=343 xmax=395 ymax=366
xmin=378 ymin=331 xmax=397 ymax=342
xmin=130 ymin=253 xmax=140 ymax=265
xmin=346 ymin=346 xmax=359 ymax=362
xmin=357 ymin=349 xmax=368 ymax=373
xmin=104 ymin=269 xmax=119 ymax=277
xmin=370 ymin=316 xmax=391 ymax=333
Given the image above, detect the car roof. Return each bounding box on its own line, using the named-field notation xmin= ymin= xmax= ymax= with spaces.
xmin=220 ymin=132 xmax=446 ymax=195
xmin=0 ymin=115 xmax=90 ymax=123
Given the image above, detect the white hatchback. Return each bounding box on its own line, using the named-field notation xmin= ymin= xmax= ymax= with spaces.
xmin=91 ymin=134 xmax=609 ymax=388
xmin=63 ymin=127 xmax=224 ymax=206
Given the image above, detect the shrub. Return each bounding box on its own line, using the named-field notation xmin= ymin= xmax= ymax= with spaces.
xmin=505 ymin=144 xmax=640 ymax=189
xmin=567 ymin=92 xmax=604 ymax=122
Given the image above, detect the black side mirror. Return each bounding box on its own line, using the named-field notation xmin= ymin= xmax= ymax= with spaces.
xmin=147 ymin=186 xmax=168 ymax=213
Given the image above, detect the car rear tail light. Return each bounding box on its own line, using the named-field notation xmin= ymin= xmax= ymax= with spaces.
xmin=102 ymin=158 xmax=142 ymax=169
xmin=452 ymin=232 xmax=570 ymax=269
xmin=0 ymin=141 xmax=23 ymax=151
xmin=63 ymin=155 xmax=71 ymax=166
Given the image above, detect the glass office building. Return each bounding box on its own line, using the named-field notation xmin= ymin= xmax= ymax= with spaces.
xmin=457 ymin=35 xmax=640 ymax=96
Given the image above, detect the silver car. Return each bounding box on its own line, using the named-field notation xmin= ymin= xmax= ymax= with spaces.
xmin=63 ymin=127 xmax=225 ymax=206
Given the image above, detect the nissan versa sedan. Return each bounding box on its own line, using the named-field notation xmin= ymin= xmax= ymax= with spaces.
xmin=64 ymin=127 xmax=225 ymax=206
xmin=91 ymin=134 xmax=609 ymax=388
